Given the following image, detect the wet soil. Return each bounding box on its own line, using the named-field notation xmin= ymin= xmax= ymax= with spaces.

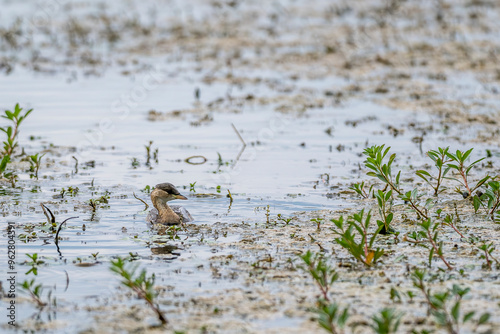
xmin=1 ymin=0 xmax=500 ymax=333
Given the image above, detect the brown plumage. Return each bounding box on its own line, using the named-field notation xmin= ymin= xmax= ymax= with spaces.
xmin=146 ymin=183 xmax=193 ymax=225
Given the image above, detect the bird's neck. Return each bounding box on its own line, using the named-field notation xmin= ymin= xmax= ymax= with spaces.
xmin=152 ymin=194 xmax=180 ymax=224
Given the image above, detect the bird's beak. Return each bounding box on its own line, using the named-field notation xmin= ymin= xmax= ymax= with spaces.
xmin=175 ymin=194 xmax=188 ymax=200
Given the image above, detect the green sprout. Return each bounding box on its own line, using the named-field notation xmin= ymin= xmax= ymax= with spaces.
xmin=444 ymin=148 xmax=489 ymax=197
xmin=298 ymin=251 xmax=349 ymax=334
xmin=349 ymin=181 xmax=373 ymax=199
xmin=19 ymin=278 xmax=53 ymax=308
xmin=363 ymin=145 xmax=429 ymax=219
xmin=1 ymin=103 xmax=33 ymax=156
xmin=29 ymin=152 xmax=45 ymax=179
xmin=189 ymin=181 xmax=197 ymax=192
xmin=370 ymin=308 xmax=404 ymax=334
xmin=110 ymin=257 xmax=167 ymax=325
xmin=374 ymin=189 xmax=394 ymax=234
xmin=478 ymin=242 xmax=500 ymax=270
xmin=407 ymin=219 xmax=453 ymax=270
xmin=311 ymin=218 xmax=324 ymax=230
xmin=416 ymin=147 xmax=452 ymax=196
xmin=330 ymin=209 xmax=384 ymax=267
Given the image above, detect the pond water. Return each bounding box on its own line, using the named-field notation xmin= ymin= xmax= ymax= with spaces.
xmin=1 ymin=0 xmax=500 ymax=333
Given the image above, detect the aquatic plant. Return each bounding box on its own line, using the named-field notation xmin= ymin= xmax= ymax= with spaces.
xmin=19 ymin=278 xmax=55 ymax=308
xmin=412 ymin=269 xmax=490 ymax=334
xmin=1 ymin=103 xmax=33 ymax=156
xmin=363 ymin=145 xmax=429 ymax=219
xmin=475 ymin=180 xmax=500 ymax=219
xmin=20 ymin=253 xmax=55 ymax=309
xmin=444 ymin=148 xmax=489 ymax=198
xmin=370 ymin=308 xmax=403 ymax=334
xmin=298 ymin=251 xmax=349 ymax=334
xmin=110 ymin=257 xmax=167 ymax=325
xmin=416 ymin=147 xmax=452 ymax=196
xmin=407 ymin=218 xmax=453 ymax=270
xmin=311 ymin=218 xmax=324 ymax=230
xmin=189 ymin=181 xmax=196 ymax=192
xmin=0 ymin=155 xmax=9 ymax=176
xmin=330 ymin=209 xmax=384 ymax=267
xmin=87 ymin=191 xmax=110 ymax=212
xmin=315 ymin=302 xmax=350 ymax=334
xmin=477 ymin=242 xmax=500 ymax=270
xmin=29 ymin=152 xmax=45 ymax=179
xmin=145 ymin=140 xmax=158 ymax=165
xmin=441 ymin=214 xmax=464 ymax=239
xmin=277 ymin=213 xmax=292 ymax=225
xmin=131 ymin=157 xmax=140 ymax=168
xmin=299 ymin=250 xmax=338 ymax=302
xmin=374 ymin=189 xmax=394 ymax=234
xmin=349 ymin=181 xmax=373 ymax=199
xmin=60 ymin=186 xmax=79 ymax=198
xmin=25 ymin=253 xmax=44 ymax=276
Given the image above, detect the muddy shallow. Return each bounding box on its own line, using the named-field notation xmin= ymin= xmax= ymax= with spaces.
xmin=1 ymin=0 xmax=500 ymax=333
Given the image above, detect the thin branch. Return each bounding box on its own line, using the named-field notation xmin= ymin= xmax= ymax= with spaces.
xmin=133 ymin=192 xmax=149 ymax=211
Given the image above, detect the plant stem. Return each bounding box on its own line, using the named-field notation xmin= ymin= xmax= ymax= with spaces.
xmin=425 ymin=229 xmax=453 ymax=270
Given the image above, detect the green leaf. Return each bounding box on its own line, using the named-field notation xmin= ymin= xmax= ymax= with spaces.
xmin=451 ymin=301 xmax=460 ymax=321
xmin=462 ymin=148 xmax=473 ymax=161
xmin=478 ymin=313 xmax=490 ymax=325
xmin=463 ymin=311 xmax=475 ymax=323
xmin=416 ymin=170 xmax=431 ymax=177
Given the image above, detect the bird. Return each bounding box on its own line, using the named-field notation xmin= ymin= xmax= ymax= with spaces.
xmin=146 ymin=183 xmax=193 ymax=225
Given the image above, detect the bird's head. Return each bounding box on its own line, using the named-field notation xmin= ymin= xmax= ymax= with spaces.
xmin=151 ymin=183 xmax=188 ymax=203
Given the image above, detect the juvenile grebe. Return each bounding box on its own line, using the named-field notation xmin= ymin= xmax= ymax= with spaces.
xmin=146 ymin=183 xmax=193 ymax=225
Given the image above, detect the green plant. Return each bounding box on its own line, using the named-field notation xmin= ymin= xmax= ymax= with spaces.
xmin=131 ymin=157 xmax=140 ymax=168
xmin=110 ymin=257 xmax=167 ymax=325
xmin=311 ymin=218 xmax=324 ymax=230
xmin=189 ymin=181 xmax=197 ymax=192
xmin=412 ymin=269 xmax=490 ymax=334
xmin=19 ymin=278 xmax=54 ymax=308
xmin=299 ymin=250 xmax=338 ymax=302
xmin=441 ymin=214 xmax=464 ymax=239
xmin=363 ymin=145 xmax=429 ymax=219
xmin=277 ymin=214 xmax=292 ymax=225
xmin=374 ymin=189 xmax=394 ymax=234
xmin=1 ymin=103 xmax=33 ymax=156
xmin=88 ymin=191 xmax=111 ymax=212
xmin=29 ymin=153 xmax=45 ymax=179
xmin=0 ymin=154 xmax=9 ymax=176
xmin=416 ymin=147 xmax=452 ymax=196
xmin=444 ymin=148 xmax=489 ymax=197
xmin=330 ymin=209 xmax=384 ymax=266
xmin=3 ymin=170 xmax=18 ymax=187
xmin=479 ymin=181 xmax=500 ymax=218
xmin=145 ymin=140 xmax=158 ymax=165
xmin=407 ymin=219 xmax=453 ymax=270
xmin=370 ymin=308 xmax=404 ymax=334
xmin=315 ymin=302 xmax=350 ymax=334
xmin=349 ymin=181 xmax=372 ymax=199
xmin=60 ymin=186 xmax=79 ymax=198
xmin=478 ymin=242 xmax=500 ymax=270
xmin=25 ymin=253 xmax=44 ymax=275
xmin=298 ymin=251 xmax=349 ymax=334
